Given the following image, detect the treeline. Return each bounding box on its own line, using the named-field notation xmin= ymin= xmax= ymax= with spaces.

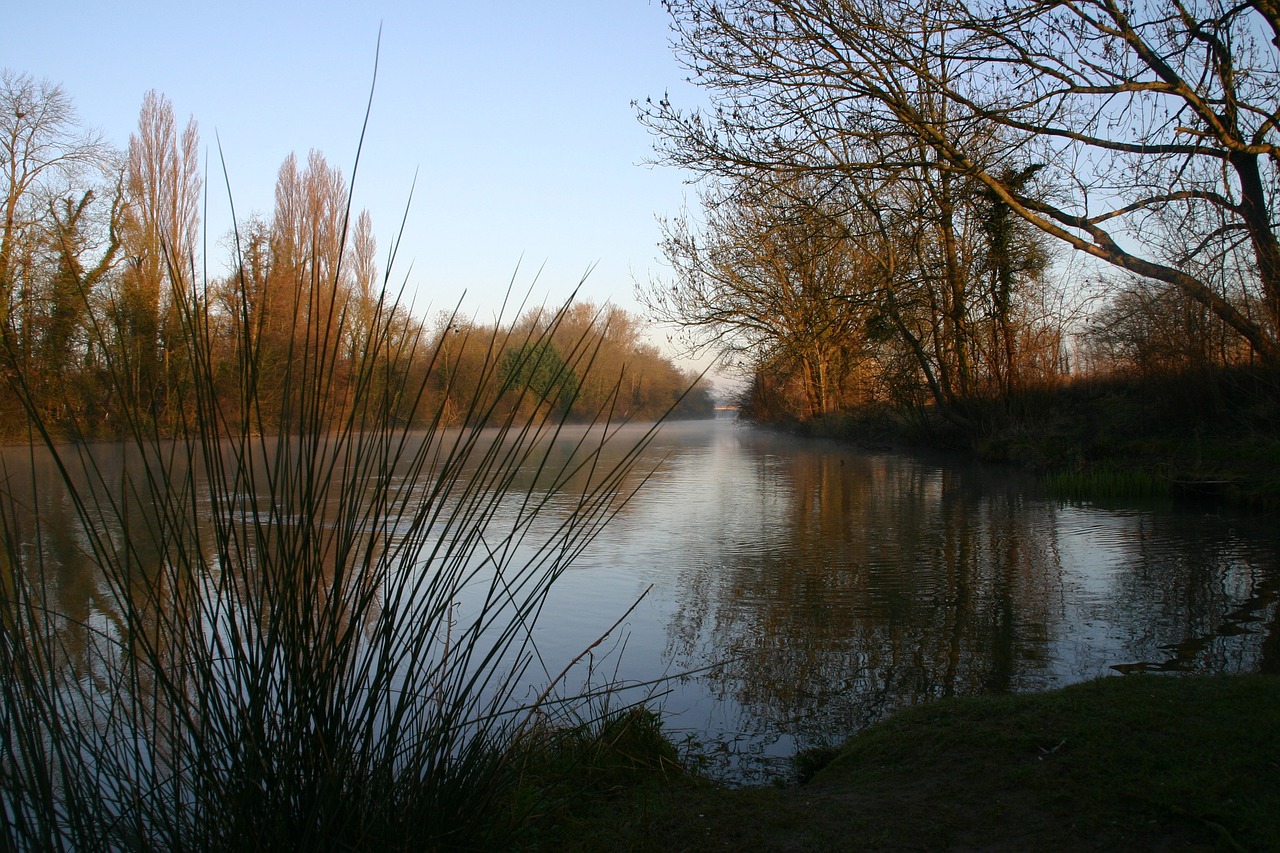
xmin=638 ymin=1 xmax=1280 ymax=434
xmin=645 ymin=174 xmax=1064 ymax=425
xmin=0 ymin=71 xmax=710 ymax=440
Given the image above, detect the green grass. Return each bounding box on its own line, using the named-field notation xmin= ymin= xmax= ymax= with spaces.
xmin=504 ymin=704 xmax=684 ymax=845
xmin=1042 ymin=465 xmax=1172 ymax=501
xmin=540 ymin=674 xmax=1280 ymax=851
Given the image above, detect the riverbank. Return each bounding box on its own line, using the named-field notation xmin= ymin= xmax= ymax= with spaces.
xmin=532 ymin=674 xmax=1279 ymax=851
xmin=792 ymin=368 xmax=1280 ymax=511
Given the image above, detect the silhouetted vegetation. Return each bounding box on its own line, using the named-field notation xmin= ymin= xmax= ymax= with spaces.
xmin=0 ymin=68 xmax=709 ymax=850
xmin=538 ymin=675 xmax=1280 ymax=851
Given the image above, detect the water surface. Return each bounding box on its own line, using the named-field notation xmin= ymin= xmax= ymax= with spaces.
xmin=11 ymin=419 xmax=1278 ymax=784
xmin=529 ymin=419 xmax=1279 ymax=780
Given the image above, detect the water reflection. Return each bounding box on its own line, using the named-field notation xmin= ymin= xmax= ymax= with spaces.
xmin=553 ymin=421 xmax=1279 ymax=780
xmin=5 ymin=421 xmax=1278 ymax=784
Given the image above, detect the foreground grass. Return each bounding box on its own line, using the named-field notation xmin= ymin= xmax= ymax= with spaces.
xmin=538 ymin=674 xmax=1280 ymax=851
xmin=0 ymin=116 xmax=667 ymax=843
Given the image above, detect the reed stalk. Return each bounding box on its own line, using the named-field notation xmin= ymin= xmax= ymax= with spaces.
xmin=0 ymin=169 xmax=663 ymax=850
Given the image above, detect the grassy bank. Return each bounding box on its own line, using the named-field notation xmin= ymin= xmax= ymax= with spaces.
xmin=541 ymin=674 xmax=1280 ymax=851
xmin=981 ymin=370 xmax=1280 ymax=509
xmin=796 ymin=368 xmax=1280 ymax=510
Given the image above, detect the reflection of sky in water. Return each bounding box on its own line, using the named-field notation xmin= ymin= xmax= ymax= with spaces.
xmin=1049 ymin=508 xmax=1153 ymax=680
xmin=1049 ymin=507 xmax=1273 ymax=678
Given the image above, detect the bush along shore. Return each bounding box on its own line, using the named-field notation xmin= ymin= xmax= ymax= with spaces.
xmin=532 ymin=674 xmax=1280 ymax=852
xmin=781 ymin=367 xmax=1280 ymax=512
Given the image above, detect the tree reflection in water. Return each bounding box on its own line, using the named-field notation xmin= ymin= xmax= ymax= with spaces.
xmin=6 ymin=421 xmax=1278 ymax=785
xmin=639 ymin=423 xmax=1280 ymax=780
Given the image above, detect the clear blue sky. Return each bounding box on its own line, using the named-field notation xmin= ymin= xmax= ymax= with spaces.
xmin=4 ymin=2 xmax=707 ymax=357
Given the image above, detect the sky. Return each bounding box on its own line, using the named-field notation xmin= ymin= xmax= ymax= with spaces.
xmin=4 ymin=1 xmax=711 ymax=366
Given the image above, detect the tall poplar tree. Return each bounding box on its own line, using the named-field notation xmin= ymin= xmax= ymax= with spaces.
xmin=117 ymin=90 xmax=201 ymax=425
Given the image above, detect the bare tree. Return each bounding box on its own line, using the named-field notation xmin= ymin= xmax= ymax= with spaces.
xmin=641 ymin=1 xmax=1064 ymax=422
xmin=645 ymin=177 xmax=877 ymax=416
xmin=642 ymin=0 xmax=1280 ymax=366
xmin=266 ymin=150 xmax=357 ymax=428
xmin=346 ymin=209 xmax=377 ymax=352
xmin=273 ymin=150 xmax=351 ymax=286
xmin=0 ymin=71 xmax=118 ymax=432
xmin=0 ymin=69 xmax=109 ymax=340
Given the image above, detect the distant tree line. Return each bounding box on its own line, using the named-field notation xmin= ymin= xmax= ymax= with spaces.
xmin=637 ymin=0 xmax=1280 ymax=427
xmin=0 ymin=70 xmax=710 ymax=440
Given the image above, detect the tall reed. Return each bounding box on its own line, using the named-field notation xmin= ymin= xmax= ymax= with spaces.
xmin=1042 ymin=466 xmax=1171 ymax=501
xmin=0 ymin=201 xmax=662 ymax=848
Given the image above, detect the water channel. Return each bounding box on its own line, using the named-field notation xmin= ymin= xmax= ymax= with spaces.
xmin=12 ymin=417 xmax=1280 ymax=785
xmin=526 ymin=418 xmax=1280 ymax=781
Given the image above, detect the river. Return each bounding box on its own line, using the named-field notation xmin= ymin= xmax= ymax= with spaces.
xmin=523 ymin=418 xmax=1280 ymax=781
xmin=8 ymin=417 xmax=1278 ymax=785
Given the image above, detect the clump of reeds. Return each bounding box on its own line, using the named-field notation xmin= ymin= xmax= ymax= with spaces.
xmin=0 ymin=194 xmax=665 ymax=849
xmin=1043 ymin=466 xmax=1171 ymax=501
xmin=506 ymin=702 xmax=683 ymax=840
